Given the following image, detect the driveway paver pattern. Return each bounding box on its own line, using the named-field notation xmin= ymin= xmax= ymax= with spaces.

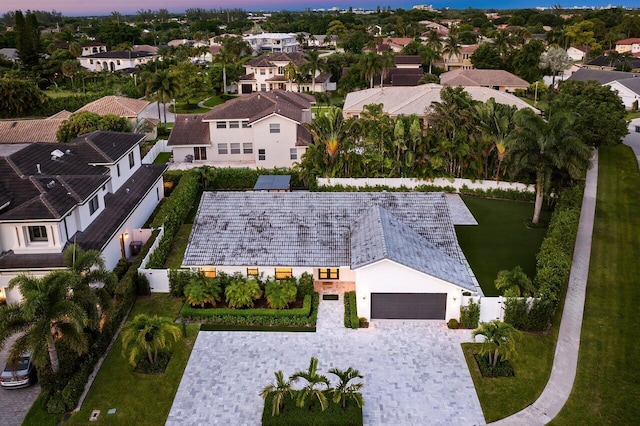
xmin=0 ymin=334 xmax=40 ymax=426
xmin=167 ymin=293 xmax=484 ymax=425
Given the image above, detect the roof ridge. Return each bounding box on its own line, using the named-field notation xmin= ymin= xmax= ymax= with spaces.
xmin=83 ymin=134 xmax=112 ymax=162
xmin=375 ymin=204 xmax=389 ymax=258
xmin=39 ymin=192 xmax=60 ymax=217
xmin=56 ymin=175 xmax=82 ymax=202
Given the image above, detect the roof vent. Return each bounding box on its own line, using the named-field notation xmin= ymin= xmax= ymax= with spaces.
xmin=46 ymin=180 xmax=56 ymax=189
xmin=50 ymin=149 xmax=65 ymax=160
xmin=65 ymin=149 xmax=71 ymax=154
xmin=36 ymin=163 xmax=42 ymax=174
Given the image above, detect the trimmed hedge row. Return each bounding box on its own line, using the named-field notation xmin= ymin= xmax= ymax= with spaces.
xmin=40 ymin=229 xmax=160 ymax=413
xmin=199 ymin=166 xmax=305 ymax=190
xmin=460 ymin=299 xmax=480 ymax=329
xmin=147 ymin=170 xmax=200 ymax=268
xmin=181 ymin=293 xmax=319 ymax=327
xmin=343 ymin=291 xmax=358 ymax=329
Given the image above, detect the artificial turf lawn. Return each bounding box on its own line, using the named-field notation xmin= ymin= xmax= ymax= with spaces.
xmin=163 ymin=224 xmax=193 ymax=269
xmin=456 ymin=196 xmax=550 ymax=295
xmin=551 ymin=145 xmax=640 ymax=425
xmin=153 ymin=152 xmax=172 ymax=164
xmin=65 ymin=294 xmax=199 ymax=425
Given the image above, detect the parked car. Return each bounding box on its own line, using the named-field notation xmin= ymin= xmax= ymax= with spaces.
xmin=0 ymin=354 xmax=36 ymax=389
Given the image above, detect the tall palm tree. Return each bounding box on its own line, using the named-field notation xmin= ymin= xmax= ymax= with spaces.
xmin=492 ymin=30 xmax=512 ymax=60
xmin=151 ymin=70 xmax=181 ymax=126
xmin=0 ymin=271 xmax=90 ymax=373
xmin=495 ymin=266 xmax=534 ymax=297
xmin=215 ymin=49 xmax=235 ymax=94
xmin=284 ymin=62 xmax=299 ymax=92
xmin=303 ymin=49 xmax=328 ymax=92
xmin=120 ymin=314 xmax=181 ymax=366
xmin=329 ymin=367 xmax=364 ymax=409
xmin=425 ymin=29 xmax=442 ymax=52
xmin=360 ymin=52 xmax=382 ymax=89
xmin=443 ymin=34 xmax=461 ymax=65
xmin=260 ymin=370 xmax=293 ymax=416
xmin=506 ymin=109 xmax=592 ymax=223
xmin=418 ymin=45 xmax=441 ymax=74
xmin=472 ymin=320 xmax=521 ymax=367
xmin=290 ymin=357 xmax=331 ymax=411
xmin=474 ymin=99 xmax=517 ymax=181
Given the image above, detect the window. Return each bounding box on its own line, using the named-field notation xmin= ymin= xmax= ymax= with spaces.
xmin=117 ymin=60 xmax=121 ymax=65
xmin=216 ymin=121 xmax=227 ymax=129
xmin=275 ymin=268 xmax=293 ymax=279
xmin=28 ymin=226 xmax=47 ymax=242
xmin=116 ymin=164 xmax=120 ymax=177
xmin=247 ymin=268 xmax=259 ymax=276
xmin=260 ymin=69 xmax=266 ymax=75
xmin=260 ymin=84 xmax=266 ymax=91
xmin=270 ymin=123 xmax=280 ymax=133
xmin=243 ymin=143 xmax=253 ymax=154
xmin=194 ymin=147 xmax=207 ymax=160
xmin=218 ymin=143 xmax=228 ymax=155
xmin=319 ymin=268 xmax=339 ymax=280
xmin=258 ymin=149 xmax=266 ymax=161
xmin=290 ymin=148 xmax=297 ymax=160
xmin=230 ymin=143 xmax=241 ymax=154
xmin=636 ymin=125 xmax=640 ymax=133
xmin=242 ymin=121 xmax=250 ymax=128
xmin=201 ymin=267 xmax=216 ymax=278
xmin=128 ymin=152 xmax=135 ymax=168
xmin=89 ymin=59 xmax=94 ymax=64
xmin=229 ymin=121 xmax=239 ymax=129
xmin=277 ymin=66 xmax=284 ymax=75
xmin=89 ymin=195 xmax=99 ymax=215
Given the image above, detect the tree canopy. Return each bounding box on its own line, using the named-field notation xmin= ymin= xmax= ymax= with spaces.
xmin=57 ymin=111 xmax=131 ymax=142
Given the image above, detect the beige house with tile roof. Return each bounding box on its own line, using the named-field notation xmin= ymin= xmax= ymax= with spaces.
xmin=0 ymin=111 xmax=72 ymax=143
xmin=440 ymin=69 xmax=529 ymax=93
xmin=76 ymin=96 xmax=156 ymax=140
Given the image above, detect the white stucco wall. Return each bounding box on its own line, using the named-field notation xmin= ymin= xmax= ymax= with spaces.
xmin=252 ymin=115 xmax=300 ymax=168
xmin=1 ymin=221 xmax=65 ymax=255
xmin=355 ymin=259 xmax=464 ymax=321
xmin=606 ymin=81 xmax=639 ymax=110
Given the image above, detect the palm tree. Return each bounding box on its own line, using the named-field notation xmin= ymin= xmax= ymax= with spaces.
xmin=215 ymin=49 xmax=235 ymax=94
xmin=425 ymin=29 xmax=442 ymax=52
xmin=284 ymin=62 xmax=300 ymax=92
xmin=225 ymin=277 xmax=262 ymax=308
xmin=474 ymin=99 xmax=517 ymax=181
xmin=290 ymin=357 xmax=331 ymax=411
xmin=0 ymin=271 xmax=90 ymax=373
xmin=61 ymin=59 xmax=80 ymax=88
xmin=472 ymin=320 xmax=521 ymax=367
xmin=360 ymin=52 xmax=382 ymax=89
xmin=121 ymin=314 xmax=181 ymax=366
xmin=443 ymin=34 xmax=461 ymax=66
xmin=506 ymin=109 xmax=592 ymax=224
xmin=492 ymin=31 xmax=512 ymax=60
xmin=418 ymin=45 xmax=441 ymax=74
xmin=329 ymin=367 xmax=364 ymax=410
xmin=260 ymin=370 xmax=293 ymax=416
xmin=378 ymin=51 xmax=395 ymax=87
xmin=495 ymin=266 xmax=534 ymax=297
xmin=184 ymin=274 xmax=222 ymax=307
xmin=265 ymin=278 xmax=297 ymax=309
xmin=151 ymin=70 xmax=181 ymax=126
xmin=303 ymin=50 xmax=328 ymax=92
xmin=306 ymin=107 xmax=354 ymax=161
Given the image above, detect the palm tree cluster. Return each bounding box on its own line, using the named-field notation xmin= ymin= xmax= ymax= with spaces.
xmin=121 ymin=314 xmax=181 ymax=367
xmin=472 ymin=320 xmax=521 ymax=368
xmin=298 ymin=86 xmax=592 ymax=223
xmin=260 ymin=357 xmax=364 ymax=416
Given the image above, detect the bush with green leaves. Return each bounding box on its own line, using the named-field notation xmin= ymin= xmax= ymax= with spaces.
xmin=460 ymin=299 xmax=480 ymax=329
xmin=297 ymin=272 xmax=315 ymax=298
xmin=184 ymin=273 xmax=223 ymax=307
xmin=503 ymin=298 xmax=529 ymax=330
xmin=447 ymin=318 xmax=459 ymax=329
xmin=169 ymin=269 xmax=196 ymax=297
xmin=265 ymin=278 xmax=298 ymax=309
xmin=343 ymin=292 xmax=359 ymax=329
xmin=225 ymin=276 xmax=263 ymax=308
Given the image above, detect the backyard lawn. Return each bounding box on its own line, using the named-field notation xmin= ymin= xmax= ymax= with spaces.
xmin=551 ymin=145 xmax=640 ymax=425
xmin=65 ymin=294 xmax=199 ymax=425
xmin=456 ymin=197 xmax=550 ymax=295
xmin=164 ymin=224 xmax=193 ymax=269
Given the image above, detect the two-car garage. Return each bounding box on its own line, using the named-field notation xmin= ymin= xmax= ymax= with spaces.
xmin=370 ymin=293 xmax=447 ymax=320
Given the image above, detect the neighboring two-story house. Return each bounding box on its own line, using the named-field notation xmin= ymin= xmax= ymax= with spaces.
xmin=243 ymin=33 xmax=299 ymax=53
xmin=237 ymin=52 xmax=335 ymax=94
xmin=440 ymin=45 xmax=478 ymax=71
xmin=78 ymin=51 xmax=159 ymax=72
xmin=167 ymin=90 xmax=314 ymax=169
xmin=615 ymin=38 xmax=640 ymax=54
xmin=0 ymin=131 xmax=167 ymax=303
xmin=81 ymin=42 xmax=107 ymax=56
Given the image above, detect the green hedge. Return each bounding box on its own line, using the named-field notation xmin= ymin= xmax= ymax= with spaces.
xmin=262 ymin=392 xmax=363 ymax=425
xmin=198 ymin=166 xmax=305 ymax=190
xmin=182 ymin=294 xmax=312 ymax=318
xmin=343 ymin=291 xmax=358 ymax=329
xmin=460 ymin=299 xmax=480 ymax=329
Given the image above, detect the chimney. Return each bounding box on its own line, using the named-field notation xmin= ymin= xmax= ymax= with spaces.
xmin=36 ymin=164 xmax=41 ymax=174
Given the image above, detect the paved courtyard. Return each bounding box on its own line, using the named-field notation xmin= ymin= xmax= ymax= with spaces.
xmin=0 ymin=334 xmax=40 ymax=426
xmin=167 ymin=293 xmax=485 ymax=425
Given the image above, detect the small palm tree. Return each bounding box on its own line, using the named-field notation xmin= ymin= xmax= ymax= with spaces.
xmin=302 ymin=49 xmax=328 ymax=91
xmin=265 ymin=278 xmax=297 ymax=309
xmin=259 ymin=370 xmax=293 ymax=416
xmin=472 ymin=320 xmax=521 ymax=367
xmin=329 ymin=367 xmax=364 ymax=410
xmin=495 ymin=266 xmax=534 ymax=297
xmin=225 ymin=277 xmax=262 ymax=309
xmin=121 ymin=314 xmax=181 ymax=366
xmin=184 ymin=274 xmax=222 ymax=307
xmin=290 ymin=357 xmax=331 ymax=411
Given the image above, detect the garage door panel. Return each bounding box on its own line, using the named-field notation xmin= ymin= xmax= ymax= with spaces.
xmin=371 ymin=293 xmax=446 ymax=320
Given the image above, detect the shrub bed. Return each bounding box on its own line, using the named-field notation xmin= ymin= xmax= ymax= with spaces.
xmin=262 ymin=393 xmax=363 ymax=426
xmin=135 ymin=351 xmax=171 ymax=374
xmin=343 ymin=291 xmax=358 ymax=329
xmin=473 ymin=354 xmax=515 ymax=378
xmin=460 ymin=299 xmax=480 ymax=329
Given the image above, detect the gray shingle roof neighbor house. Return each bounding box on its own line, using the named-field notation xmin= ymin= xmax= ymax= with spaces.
xmin=439 ymin=69 xmax=530 ymax=90
xmin=183 ymin=192 xmax=475 ymax=290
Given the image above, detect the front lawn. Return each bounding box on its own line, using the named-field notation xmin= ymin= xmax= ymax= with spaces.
xmin=456 ymin=197 xmax=550 ymax=295
xmin=65 ymin=294 xmax=199 ymax=425
xmin=552 ymin=145 xmax=640 ymax=424
xmin=153 ymin=152 xmax=172 ymax=164
xmin=163 ymin=224 xmax=192 ymax=269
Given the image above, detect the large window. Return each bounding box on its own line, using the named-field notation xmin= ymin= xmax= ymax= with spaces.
xmin=275 ymin=268 xmax=293 ymax=279
xmin=218 ymin=143 xmax=228 ymax=155
xmin=216 ymin=122 xmax=227 ymax=129
xmin=270 ymin=123 xmax=280 ymax=133
xmin=89 ymin=195 xmax=99 ymax=215
xmin=319 ymin=268 xmax=339 ymax=280
xmin=128 ymin=152 xmax=135 ymax=168
xmin=290 ymin=148 xmax=297 ymax=160
xmin=243 ymin=143 xmax=253 ymax=154
xmin=230 ymin=143 xmax=241 ymax=154
xmin=258 ymin=149 xmax=266 ymax=161
xmin=247 ymin=268 xmax=259 ymax=276
xmin=229 ymin=121 xmax=239 ymax=129
xmin=28 ymin=226 xmax=48 ymax=242
xmin=194 ymin=147 xmax=207 ymax=160
xmin=201 ymin=267 xmax=216 ymax=278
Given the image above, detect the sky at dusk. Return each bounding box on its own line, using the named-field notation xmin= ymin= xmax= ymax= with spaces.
xmin=0 ymin=0 xmax=632 ymax=16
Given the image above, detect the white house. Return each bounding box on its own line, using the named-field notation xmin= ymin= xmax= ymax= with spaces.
xmin=567 ymin=46 xmax=585 ymax=61
xmin=78 ymin=51 xmax=159 ymax=72
xmin=167 ymin=90 xmax=315 ymax=169
xmin=81 ymin=42 xmax=107 ymax=57
xmin=182 ymin=192 xmax=481 ymax=321
xmin=606 ymin=78 xmax=640 ymax=109
xmin=243 ymin=33 xmax=299 ymax=53
xmin=0 ymin=132 xmax=167 ymax=303
xmin=238 ymin=52 xmax=335 ymax=94
xmin=615 ymin=38 xmax=640 ymax=54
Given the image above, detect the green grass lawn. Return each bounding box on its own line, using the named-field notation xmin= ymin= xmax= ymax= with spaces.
xmin=203 ymin=95 xmax=226 ymax=107
xmin=153 ymin=152 xmax=172 ymax=164
xmin=518 ymin=96 xmax=548 ymax=113
xmin=65 ymin=294 xmax=199 ymax=425
xmin=164 ymin=224 xmax=193 ymax=269
xmin=44 ymin=89 xmax=82 ymax=98
xmin=456 ymin=197 xmax=550 ymax=295
xmin=170 ymin=101 xmax=211 ymax=114
xmin=625 ymin=110 xmax=640 ymax=120
xmin=551 ymin=145 xmax=640 ymax=425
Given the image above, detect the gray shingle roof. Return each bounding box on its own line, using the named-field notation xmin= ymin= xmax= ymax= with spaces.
xmin=568 ymin=68 xmax=638 ymax=84
xmin=184 ymin=192 xmax=470 ymax=284
xmin=350 ymin=205 xmax=475 ymax=291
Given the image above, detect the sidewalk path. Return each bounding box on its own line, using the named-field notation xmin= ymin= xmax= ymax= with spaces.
xmin=491 ymin=151 xmax=599 ymax=425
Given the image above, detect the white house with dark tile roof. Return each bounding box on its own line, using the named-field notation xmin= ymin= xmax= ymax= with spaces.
xmin=168 ymin=90 xmax=314 ymax=168
xmin=0 ymin=131 xmax=166 ymax=304
xmin=182 ymin=191 xmax=481 ymax=322
xmin=78 ymin=51 xmax=158 ymax=72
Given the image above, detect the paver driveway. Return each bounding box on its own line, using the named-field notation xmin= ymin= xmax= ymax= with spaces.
xmin=0 ymin=334 xmax=40 ymax=426
xmin=167 ymin=295 xmax=484 ymax=425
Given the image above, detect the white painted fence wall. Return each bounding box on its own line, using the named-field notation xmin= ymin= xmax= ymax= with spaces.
xmin=141 ymin=139 xmax=170 ymax=165
xmin=462 ymin=296 xmax=536 ymax=324
xmin=317 ymin=177 xmax=535 ymax=193
xmin=137 ymin=226 xmax=172 ymax=293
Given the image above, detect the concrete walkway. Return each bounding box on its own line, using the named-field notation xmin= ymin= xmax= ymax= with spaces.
xmin=623 ymin=119 xmax=640 ymax=165
xmin=491 ymin=151 xmax=599 ymax=425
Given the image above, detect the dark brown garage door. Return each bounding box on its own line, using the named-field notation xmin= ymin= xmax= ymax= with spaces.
xmin=371 ymin=293 xmax=447 ymax=320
